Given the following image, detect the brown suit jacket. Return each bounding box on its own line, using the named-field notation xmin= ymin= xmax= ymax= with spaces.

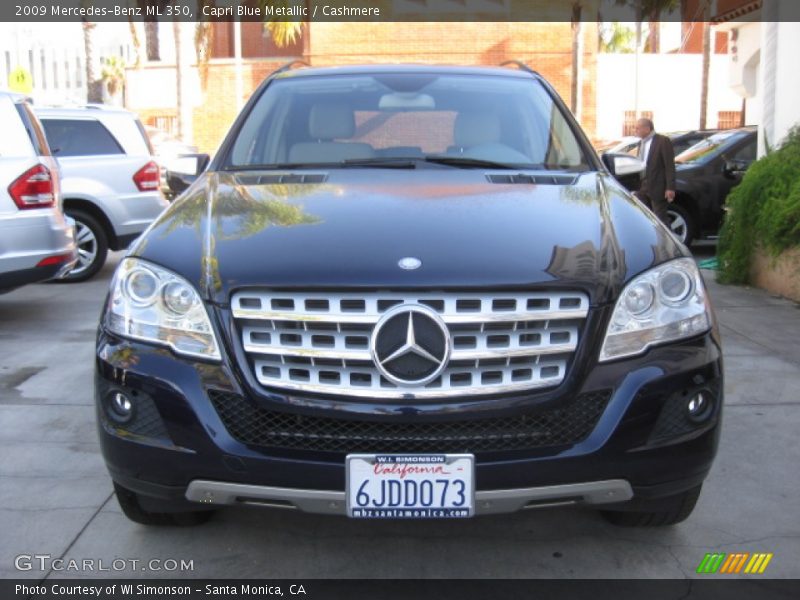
xmin=638 ymin=133 xmax=676 ymax=205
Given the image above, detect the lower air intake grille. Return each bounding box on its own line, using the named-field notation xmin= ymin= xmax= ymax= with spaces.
xmin=209 ymin=389 xmax=611 ymax=455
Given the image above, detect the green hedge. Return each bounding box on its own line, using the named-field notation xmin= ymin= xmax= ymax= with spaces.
xmin=718 ymin=126 xmax=800 ymax=284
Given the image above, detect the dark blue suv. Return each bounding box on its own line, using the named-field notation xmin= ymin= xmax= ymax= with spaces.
xmin=96 ymin=64 xmax=722 ymax=527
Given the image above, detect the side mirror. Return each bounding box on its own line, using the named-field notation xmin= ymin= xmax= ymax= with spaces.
xmin=602 ymin=152 xmax=645 ymax=191
xmin=163 ymin=153 xmax=210 ymax=197
xmin=723 ymin=159 xmax=749 ymax=177
xmin=164 ymin=153 xmax=210 ymax=177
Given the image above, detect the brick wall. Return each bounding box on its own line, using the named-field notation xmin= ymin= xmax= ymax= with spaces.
xmin=680 ymin=22 xmax=729 ymax=54
xmin=191 ymin=59 xmax=289 ymax=153
xmin=189 ymin=22 xmax=598 ymax=153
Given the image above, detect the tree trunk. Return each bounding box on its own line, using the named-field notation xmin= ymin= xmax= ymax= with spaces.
xmin=570 ymin=4 xmax=583 ymax=120
xmin=634 ymin=4 xmax=642 ymax=118
xmin=82 ymin=19 xmax=102 ymax=103
xmin=128 ymin=19 xmax=142 ymax=68
xmin=173 ymin=21 xmax=183 ymax=140
xmin=740 ymin=97 xmax=746 ymax=128
xmin=699 ymin=3 xmax=711 ymax=130
xmin=195 ymin=21 xmax=214 ymax=91
xmin=647 ymin=17 xmax=660 ymax=53
xmin=145 ymin=20 xmax=160 ymax=61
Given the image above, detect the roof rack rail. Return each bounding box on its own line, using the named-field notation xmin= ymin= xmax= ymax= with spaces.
xmin=499 ymin=60 xmax=541 ymax=77
xmin=272 ymin=60 xmax=311 ymax=76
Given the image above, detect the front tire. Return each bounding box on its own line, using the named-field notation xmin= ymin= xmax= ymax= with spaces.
xmin=113 ymin=482 xmax=215 ymax=526
xmin=600 ymin=485 xmax=702 ymax=527
xmin=667 ymin=204 xmax=695 ymax=246
xmin=61 ymin=210 xmax=108 ymax=282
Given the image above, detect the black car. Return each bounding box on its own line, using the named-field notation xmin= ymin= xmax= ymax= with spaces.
xmin=597 ymin=130 xmax=717 ymax=159
xmin=95 ymin=64 xmax=722 ymax=528
xmin=669 ymin=130 xmax=720 ymax=157
xmin=670 ymin=128 xmax=757 ymax=245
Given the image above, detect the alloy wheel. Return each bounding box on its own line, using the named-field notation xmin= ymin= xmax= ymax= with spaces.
xmin=72 ymin=219 xmax=98 ymax=276
xmin=668 ymin=210 xmax=688 ymax=244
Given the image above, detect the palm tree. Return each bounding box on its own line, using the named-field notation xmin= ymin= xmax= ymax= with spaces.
xmin=614 ymin=0 xmax=680 ymax=54
xmin=265 ymin=22 xmax=303 ymax=48
xmin=138 ymin=0 xmax=169 ymax=60
xmin=101 ymin=55 xmax=126 ymax=102
xmin=598 ymin=23 xmax=636 ymax=53
xmin=644 ymin=0 xmax=680 ymax=53
xmin=261 ymin=1 xmax=303 ymax=48
xmin=612 ymin=0 xmax=680 ymax=118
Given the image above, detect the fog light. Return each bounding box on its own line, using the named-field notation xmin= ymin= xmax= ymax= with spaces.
xmin=109 ymin=392 xmax=134 ymax=423
xmin=686 ymin=391 xmax=711 ymax=422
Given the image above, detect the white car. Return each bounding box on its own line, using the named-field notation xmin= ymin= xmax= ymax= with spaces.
xmin=0 ymin=92 xmax=77 ymax=293
xmin=596 ymin=136 xmax=641 ymax=156
xmin=35 ymin=106 xmax=169 ymax=281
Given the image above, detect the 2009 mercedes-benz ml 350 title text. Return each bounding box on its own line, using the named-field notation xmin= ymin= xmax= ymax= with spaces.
xmin=95 ymin=63 xmax=722 ymax=527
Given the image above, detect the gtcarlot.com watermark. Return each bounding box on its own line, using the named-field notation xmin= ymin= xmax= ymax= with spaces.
xmin=15 ymin=554 xmax=194 ymax=573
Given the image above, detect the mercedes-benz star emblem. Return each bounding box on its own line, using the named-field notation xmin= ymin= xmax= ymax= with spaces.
xmin=398 ymin=257 xmax=422 ymax=270
xmin=370 ymin=305 xmax=450 ymax=386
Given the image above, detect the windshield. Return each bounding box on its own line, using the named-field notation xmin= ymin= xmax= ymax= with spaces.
xmin=675 ymin=130 xmax=749 ymax=164
xmin=225 ymin=73 xmax=590 ymax=170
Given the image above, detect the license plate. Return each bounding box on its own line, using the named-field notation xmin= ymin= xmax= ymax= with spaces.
xmin=346 ymin=454 xmax=474 ymax=518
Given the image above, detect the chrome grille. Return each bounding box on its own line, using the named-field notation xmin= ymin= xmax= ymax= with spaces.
xmin=232 ymin=291 xmax=589 ymax=399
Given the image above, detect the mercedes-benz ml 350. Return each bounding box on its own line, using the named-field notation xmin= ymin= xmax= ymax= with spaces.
xmin=95 ymin=64 xmax=722 ymax=527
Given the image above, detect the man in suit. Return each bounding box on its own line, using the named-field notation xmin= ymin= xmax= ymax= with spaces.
xmin=634 ymin=118 xmax=676 ymax=225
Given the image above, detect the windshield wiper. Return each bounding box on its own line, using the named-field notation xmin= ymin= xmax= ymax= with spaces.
xmin=229 ymin=156 xmax=533 ymax=171
xmin=420 ymin=155 xmax=531 ymax=170
xmin=226 ymin=163 xmax=331 ymax=171
xmin=339 ymin=157 xmax=417 ymax=169
xmin=229 ymin=158 xmax=418 ymax=171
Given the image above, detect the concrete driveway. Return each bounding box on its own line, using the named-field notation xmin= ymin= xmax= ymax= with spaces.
xmin=1 ymin=249 xmax=798 ymax=580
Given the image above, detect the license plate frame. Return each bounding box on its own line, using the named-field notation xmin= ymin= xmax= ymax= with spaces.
xmin=346 ymin=453 xmax=475 ymax=519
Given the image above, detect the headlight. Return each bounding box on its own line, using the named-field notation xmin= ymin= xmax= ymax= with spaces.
xmin=105 ymin=257 xmax=221 ymax=360
xmin=599 ymin=258 xmax=712 ymax=361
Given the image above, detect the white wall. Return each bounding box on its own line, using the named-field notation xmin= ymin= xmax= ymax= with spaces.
xmin=125 ymin=66 xmax=201 ymax=111
xmin=721 ymin=11 xmax=800 ymax=155
xmin=771 ymin=21 xmax=800 ymax=148
xmin=596 ymin=53 xmax=744 ymax=141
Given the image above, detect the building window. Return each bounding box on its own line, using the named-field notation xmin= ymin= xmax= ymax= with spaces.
xmin=623 ymin=110 xmax=653 ymax=136
xmin=146 ymin=112 xmax=178 ymax=137
xmin=211 ymin=22 xmax=304 ymax=59
xmin=717 ymin=111 xmax=742 ymax=130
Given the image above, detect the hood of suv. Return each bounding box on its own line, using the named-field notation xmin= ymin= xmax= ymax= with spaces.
xmin=132 ymin=170 xmax=684 ymax=306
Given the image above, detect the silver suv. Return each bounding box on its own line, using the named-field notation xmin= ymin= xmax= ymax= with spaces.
xmin=0 ymin=92 xmax=77 ymax=293
xmin=35 ymin=106 xmax=169 ymax=281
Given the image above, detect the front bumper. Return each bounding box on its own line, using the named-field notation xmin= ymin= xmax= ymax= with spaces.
xmin=95 ymin=327 xmax=723 ymax=515
xmin=184 ymin=479 xmax=633 ymax=515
